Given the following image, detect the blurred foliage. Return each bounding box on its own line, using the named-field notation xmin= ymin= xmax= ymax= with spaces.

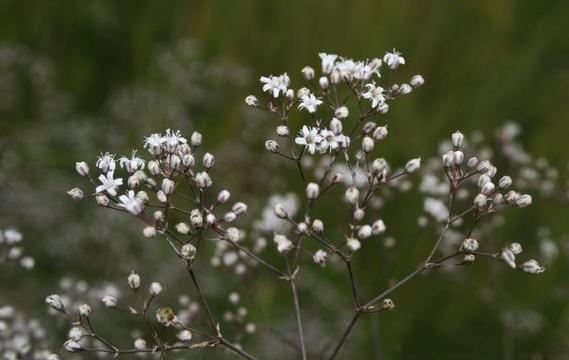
xmin=0 ymin=0 xmax=568 ymax=359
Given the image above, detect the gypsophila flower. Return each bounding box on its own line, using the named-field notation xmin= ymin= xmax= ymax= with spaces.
xmin=301 ymin=66 xmax=315 ymax=80
xmin=410 ymin=74 xmax=425 ymax=88
xmin=372 ymin=219 xmax=386 ymax=235
xmin=181 ymin=243 xmax=197 ymax=260
xmin=75 ymin=161 xmax=89 ymax=176
xmin=177 ymin=329 xmax=193 ymax=341
xmin=509 ymin=243 xmax=523 ymax=255
xmin=294 ymin=124 xmax=323 ymax=154
xmin=195 ymin=171 xmax=212 ymax=188
xmin=78 ymin=304 xmax=92 ymax=316
xmin=520 ymin=259 xmax=545 ymax=274
xmin=119 ymin=151 xmax=145 ymax=173
xmin=260 ymin=73 xmax=290 ymax=98
xmin=462 ymin=238 xmax=479 ymax=252
xmin=144 ymin=133 xmax=164 ymax=155
xmin=149 ymin=282 xmax=162 ymax=296
xmin=226 ymin=227 xmax=240 ymax=242
xmin=67 ymin=188 xmax=84 ymax=200
xmin=176 ymin=222 xmax=190 ymax=234
xmin=306 ymin=183 xmax=320 ymax=200
xmin=102 ymin=295 xmax=117 ymax=308
xmin=501 ymin=248 xmax=517 ymax=269
xmin=64 ymin=340 xmax=83 ymax=352
xmin=96 ymin=152 xmax=116 ymax=172
xmin=118 ymin=190 xmax=145 ymax=215
xmin=274 ymin=234 xmax=293 ymax=254
xmin=298 ymin=93 xmax=323 ymax=113
xmin=134 ymin=338 xmax=147 ymax=350
xmin=245 ymin=95 xmax=258 ymax=107
xmin=313 ymin=249 xmax=328 ymax=266
xmin=45 ymin=295 xmax=64 ymax=311
xmin=383 ymin=49 xmax=405 ymax=70
xmin=319 ymin=53 xmax=338 ymax=74
xmin=265 ymin=140 xmax=279 ymax=153
xmin=346 ymin=238 xmax=361 ymax=252
xmin=128 ymin=272 xmax=141 ymax=290
xmin=362 ymin=82 xmax=385 ymax=109
xmin=405 ymin=158 xmax=421 ymax=173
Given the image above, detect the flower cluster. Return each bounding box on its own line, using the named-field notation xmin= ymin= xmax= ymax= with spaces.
xmin=0 ymin=228 xmax=34 ymax=270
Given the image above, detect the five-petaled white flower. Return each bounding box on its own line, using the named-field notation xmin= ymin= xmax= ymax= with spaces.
xmin=318 ymin=53 xmax=338 ymax=74
xmin=96 ymin=171 xmax=123 ymax=196
xmin=162 ymin=129 xmax=187 ymax=153
xmin=118 ymin=190 xmax=145 ymax=215
xmin=96 ymin=152 xmax=116 ymax=172
xmin=362 ymin=82 xmax=386 ymax=109
xmin=298 ymin=94 xmax=323 ymax=113
xmin=295 ymin=126 xmax=322 ymax=155
xmin=119 ymin=151 xmax=146 ymax=173
xmin=260 ymin=73 xmax=290 ymax=98
xmin=144 ymin=133 xmax=164 ymax=155
xmin=383 ymin=49 xmax=405 ymax=70
xmin=318 ymin=129 xmax=341 ymax=153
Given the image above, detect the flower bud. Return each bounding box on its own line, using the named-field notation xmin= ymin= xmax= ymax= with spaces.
xmin=156 ymin=307 xmax=175 ymax=324
xmin=318 ymin=76 xmax=329 ymax=89
xmin=176 ymin=222 xmax=190 ymax=234
xmin=297 ymin=222 xmax=309 ymax=234
xmin=232 ymin=202 xmax=248 ymax=215
xmin=190 ymin=132 xmax=202 ymax=146
xmin=224 ymin=211 xmax=237 ymax=222
xmin=358 ymin=225 xmax=372 ymax=239
xmin=203 ymin=153 xmax=215 ymax=168
xmin=67 ymin=188 xmax=84 ymax=200
xmin=206 ymin=213 xmax=216 ymax=225
xmin=467 ymin=157 xmax=479 ymax=168
xmin=382 ymin=298 xmax=395 ymax=310
xmin=330 ymin=118 xmax=343 ymax=135
xmin=182 ymin=154 xmax=195 ymax=167
xmin=149 ymin=282 xmax=162 ymax=296
xmin=217 ymin=190 xmax=230 ymax=203
xmin=346 ymin=238 xmax=361 ymax=251
xmin=245 ymin=95 xmax=258 ymax=107
xmin=452 ymin=151 xmax=464 ymax=165
xmin=344 ymin=187 xmax=359 ymax=205
xmin=75 ymin=161 xmax=89 ymax=176
xmin=195 ymin=172 xmax=212 ymax=188
xmin=334 ymin=106 xmax=349 ymax=119
xmin=353 ymin=208 xmax=365 ymax=222
xmin=404 ymin=158 xmax=421 ymax=173
xmin=499 ymin=176 xmax=512 ymax=189
xmin=128 ymin=272 xmax=141 ymax=291
xmin=332 ymin=173 xmax=343 ymax=184
xmin=102 ymin=295 xmax=117 ymax=308
xmin=463 ymin=254 xmax=476 ymax=264
xmin=362 ymin=136 xmax=374 ymax=152
xmin=285 ymin=89 xmax=295 ymax=100
xmin=462 ymin=238 xmax=479 ymax=252
xmin=301 ymin=66 xmax=315 ymax=80
xmin=480 ymin=182 xmax=495 ymax=195
xmin=161 ymin=178 xmax=176 ymax=195
xmin=410 ymin=74 xmax=424 ymax=88
xmin=399 ymin=83 xmax=412 ymax=95
xmin=452 ymin=131 xmax=464 ymax=148
xmin=372 ymin=219 xmax=386 ymax=234
xmin=190 ymin=209 xmax=203 ymax=228
xmin=306 ymin=182 xmax=320 ymax=200
xmin=143 ymin=226 xmax=156 ymax=238
xmin=265 ymin=140 xmax=279 ymax=153
xmin=313 ymin=249 xmax=328 ymax=266
xmin=515 ymin=194 xmax=532 ymax=208
xmin=225 ymin=227 xmax=240 ymax=242
xmin=509 ymin=243 xmax=523 ymax=255
xmin=276 ymin=126 xmax=289 ymax=136
xmin=474 ymin=193 xmax=487 ymax=208
xmin=45 ymin=294 xmax=64 ymax=311
xmin=178 ymin=329 xmax=193 ymax=341
xmin=181 ymin=243 xmax=197 ymax=259
xmin=78 ymin=304 xmax=92 ymax=316
xmin=274 ymin=204 xmax=288 ymax=219
xmin=520 ymin=259 xmax=545 ymax=274
xmin=64 ymin=340 xmax=84 ymax=352
xmin=372 ymin=126 xmax=388 ymax=141
xmin=312 ymin=219 xmax=324 ymax=233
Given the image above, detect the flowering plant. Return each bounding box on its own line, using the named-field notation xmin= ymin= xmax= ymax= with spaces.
xmin=49 ymin=50 xmax=547 ymax=359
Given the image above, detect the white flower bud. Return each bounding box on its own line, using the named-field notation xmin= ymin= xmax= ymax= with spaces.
xmin=306 ymin=182 xmax=320 ymax=200
xmin=334 ymin=106 xmax=349 ymax=119
xmin=515 ymin=194 xmax=532 ymax=208
xmin=232 ymin=202 xmax=248 ymax=215
xmin=372 ymin=219 xmax=386 ymax=235
xmin=346 ymin=238 xmax=361 ymax=252
xmin=505 ymin=190 xmax=520 ymax=204
xmin=190 ymin=132 xmax=202 ymax=146
xmin=182 ymin=153 xmax=195 ymax=167
xmin=462 ymin=238 xmax=479 ymax=252
xmin=357 ymin=225 xmax=372 ymax=239
xmin=500 ymin=248 xmax=516 ymax=269
xmin=452 ymin=131 xmax=464 ymax=148
xmin=362 ymin=136 xmax=374 ymax=152
xmin=157 ymin=190 xmax=168 ymax=203
xmin=382 ymin=298 xmax=395 ymax=310
xmin=45 ymin=294 xmax=64 ymax=311
xmin=78 ymin=304 xmax=92 ymax=316
xmin=134 ymin=338 xmax=147 ymax=350
xmin=64 ymin=340 xmax=84 ymax=352
xmin=313 ymin=249 xmax=328 ymax=266
xmin=474 ymin=193 xmax=488 ymax=208
xmin=330 ymin=118 xmax=343 ymax=135
xmin=143 ymin=226 xmax=156 ymax=238
xmin=520 ymin=259 xmax=545 ymax=274
xmin=161 ymin=178 xmax=176 ymax=195
xmin=149 ymin=282 xmax=162 ymax=296
xmin=102 ymin=295 xmax=117 ymax=308
xmin=410 ymin=74 xmax=424 ymax=88
xmin=286 ymin=89 xmax=295 ymax=100
xmin=499 ymin=176 xmax=512 ymax=189
xmin=442 ymin=151 xmax=454 ymax=167
xmin=265 ymin=140 xmax=279 ymax=153
xmin=353 ymin=208 xmax=365 ymax=222
xmin=481 ymin=182 xmax=495 ymax=195
xmin=404 ymin=158 xmax=421 ymax=173
xmin=195 ymin=172 xmax=212 ymax=188
xmin=223 ymin=211 xmax=237 ymax=222
xmin=478 ymin=174 xmax=491 ymax=188
xmin=332 ymin=173 xmax=343 ymax=184
xmin=276 ymin=125 xmax=290 ymax=136
xmin=181 ymin=243 xmax=197 ymax=259
xmin=399 ymin=83 xmax=412 ymax=95
xmin=509 ymin=243 xmax=523 ymax=255
xmin=312 ymin=219 xmax=324 ymax=233
xmin=206 ymin=213 xmax=217 ymax=225
xmin=273 ymin=234 xmax=293 ymax=254
xmin=274 ymin=204 xmax=288 ymax=219
xmin=222 ymin=227 xmax=240 ymax=242
xmin=203 ymin=153 xmax=215 ymax=168
xmin=75 ymin=161 xmax=89 ymax=176
xmin=297 ymin=222 xmax=309 ymax=234
xmin=190 ymin=209 xmax=203 ymax=228
xmin=128 ymin=272 xmax=141 ymax=290
xmin=297 ymin=87 xmax=310 ymax=98
xmin=96 ymin=194 xmax=110 ymax=207
xmin=301 ymin=66 xmax=315 ymax=80
xmin=452 ymin=151 xmax=464 ymax=165
xmin=345 ymin=187 xmax=359 ymax=205
xmin=176 ymin=222 xmax=190 ymax=234
xmin=467 ymin=157 xmax=479 ymax=168
xmin=148 ymin=160 xmax=160 ymax=175
xmin=245 ymin=95 xmax=258 ymax=107
xmin=48 ymin=354 xmax=61 ymax=360
xmin=372 ymin=126 xmax=388 ymax=141
xmin=318 ymin=76 xmax=329 ymax=89
xmin=67 ymin=188 xmax=84 ymax=200
xmin=372 ymin=158 xmax=388 ymax=174
xmin=217 ymin=190 xmax=230 ymax=203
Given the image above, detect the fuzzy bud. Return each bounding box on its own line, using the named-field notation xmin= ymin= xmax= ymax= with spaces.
xmin=306 ymin=182 xmax=320 ymax=200
xmin=75 ymin=161 xmax=89 ymax=176
xmin=334 ymin=106 xmax=349 ymax=119
xmin=265 ymin=140 xmax=279 ymax=153
xmin=404 ymin=158 xmax=421 ymax=173
xmin=344 ymin=187 xmax=360 ymax=205
xmin=245 ymin=95 xmax=258 ymax=107
xmin=410 ymin=74 xmax=424 ymax=88
xmin=181 ymin=243 xmax=197 ymax=259
xmin=301 ymin=66 xmax=315 ymax=80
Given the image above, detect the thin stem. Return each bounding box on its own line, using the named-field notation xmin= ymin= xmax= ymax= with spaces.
xmin=286 ymin=257 xmax=308 ymax=360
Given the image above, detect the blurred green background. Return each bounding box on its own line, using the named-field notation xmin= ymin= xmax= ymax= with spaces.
xmin=1 ymin=0 xmax=568 ymax=359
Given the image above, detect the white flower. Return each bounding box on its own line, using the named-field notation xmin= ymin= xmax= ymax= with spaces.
xmin=260 ymin=73 xmax=290 ymax=98
xmin=102 ymin=295 xmax=117 ymax=308
xmin=190 ymin=131 xmax=202 ymax=146
xmin=245 ymin=95 xmax=258 ymax=106
xmin=161 ymin=178 xmax=176 ymax=195
xmin=150 ymin=282 xmax=162 ymax=296
xmin=119 ymin=150 xmax=145 ymax=173
xmin=134 ymin=338 xmax=147 ymax=350
xmin=346 ymin=238 xmax=361 ymax=251
xmin=515 ymin=194 xmax=532 ymax=208
xmin=319 ymin=53 xmax=338 ymax=74
xmin=274 ymin=234 xmax=293 ymax=254
xmin=362 ymin=82 xmax=385 ymax=108
xmin=67 ymin=188 xmax=84 ymax=200
xmin=96 ymin=152 xmax=116 ymax=172
xmin=318 ymin=129 xmax=342 ymax=153
xmin=410 ymin=74 xmax=424 ymax=88
xmin=344 ymin=187 xmax=359 ymax=205
xmin=520 ymin=259 xmax=545 ymax=274
xmin=358 ymin=225 xmax=372 ymax=239
xmin=295 ymin=126 xmax=322 ymax=155
xmin=75 ymin=161 xmax=89 ymax=176
xmin=225 ymin=227 xmax=240 ymax=242
xmin=144 ymin=133 xmax=164 ymax=155
xmin=78 ymin=304 xmax=92 ymax=316
xmin=372 ymin=219 xmax=386 ymax=235
xmin=45 ymin=294 xmax=64 ymax=311
xmin=95 ymin=171 xmax=123 ymax=196
xmin=301 ymin=66 xmax=315 ymax=80
xmin=501 ymin=248 xmax=516 ymax=269
xmin=177 ymin=329 xmax=193 ymax=341
xmin=118 ymin=190 xmax=145 ymax=215
xmin=313 ymin=249 xmax=328 ymax=266
xmin=383 ymin=49 xmax=405 ymax=70
xmin=452 ymin=131 xmax=464 ymax=148
xmin=162 ymin=129 xmax=187 ymax=152
xmin=298 ymin=94 xmax=323 ymax=113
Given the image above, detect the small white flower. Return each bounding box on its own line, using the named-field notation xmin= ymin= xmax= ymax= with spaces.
xmin=362 ymin=136 xmax=374 ymax=152
xmin=64 ymin=340 xmax=84 ymax=352
xmin=515 ymin=194 xmax=532 ymax=208
xmin=177 ymin=329 xmax=193 ymax=341
xmin=313 ymin=249 xmax=328 ymax=266
xmin=78 ymin=304 xmax=92 ymax=316
xmin=176 ymin=222 xmax=190 ymax=234
xmin=265 ymin=140 xmax=279 ymax=153
xmin=319 ymin=53 xmax=338 ymax=74
xmin=144 ymin=133 xmax=164 ymax=155
xmin=195 ymin=171 xmax=212 ymax=188
xmin=260 ymin=73 xmax=290 ymax=98
xmin=245 ymin=95 xmax=258 ymax=107
xmin=118 ymin=190 xmax=145 ymax=215
xmin=452 ymin=131 xmax=464 ymax=148
xmin=500 ymin=248 xmax=516 ymax=269
xmin=312 ymin=219 xmax=324 ymax=233
xmin=67 ymin=188 xmax=84 ymax=200
xmin=295 ymin=126 xmax=322 ymax=155
xmin=119 ymin=150 xmax=145 ymax=173
xmin=190 ymin=131 xmax=202 ymax=146
xmin=372 ymin=219 xmax=386 ymax=235
xmin=405 ymin=158 xmax=421 ymax=173
xmin=301 ymin=66 xmax=315 ymax=80
xmin=306 ymin=183 xmax=320 ymax=200
xmin=509 ymin=243 xmax=523 ymax=255
xmin=203 ymin=153 xmax=215 ymax=168
xmin=344 ymin=187 xmax=359 ymax=205
xmin=75 ymin=161 xmax=89 ymax=176
xmin=362 ymin=82 xmax=385 ymax=109
xmin=273 ymin=234 xmax=293 ymax=254
xmin=181 ymin=243 xmax=197 ymax=260
xmin=45 ymin=294 xmax=64 ymax=311
xmin=102 ymin=295 xmax=117 ymax=308
xmin=96 ymin=152 xmax=116 ymax=172
xmin=95 ymin=171 xmax=123 ymax=196
xmin=163 ymin=129 xmax=188 ymax=152
xmin=520 ymin=259 xmax=545 ymax=274
xmin=334 ymin=106 xmax=349 ymax=119
xmin=346 ymin=238 xmax=361 ymax=251
xmin=143 ymin=226 xmax=157 ymax=238
xmin=298 ymin=93 xmax=323 ymax=113
xmin=358 ymin=225 xmax=372 ymax=239
xmin=383 ymin=49 xmax=405 ymax=70
xmin=134 ymin=338 xmax=147 ymax=350
xmin=225 ymin=227 xmax=240 ymax=242
xmin=410 ymin=74 xmax=424 ymax=88
xmin=161 ymin=178 xmax=176 ymax=195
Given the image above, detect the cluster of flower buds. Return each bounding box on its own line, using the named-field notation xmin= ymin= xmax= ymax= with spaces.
xmin=500 ymin=243 xmax=545 ymax=274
